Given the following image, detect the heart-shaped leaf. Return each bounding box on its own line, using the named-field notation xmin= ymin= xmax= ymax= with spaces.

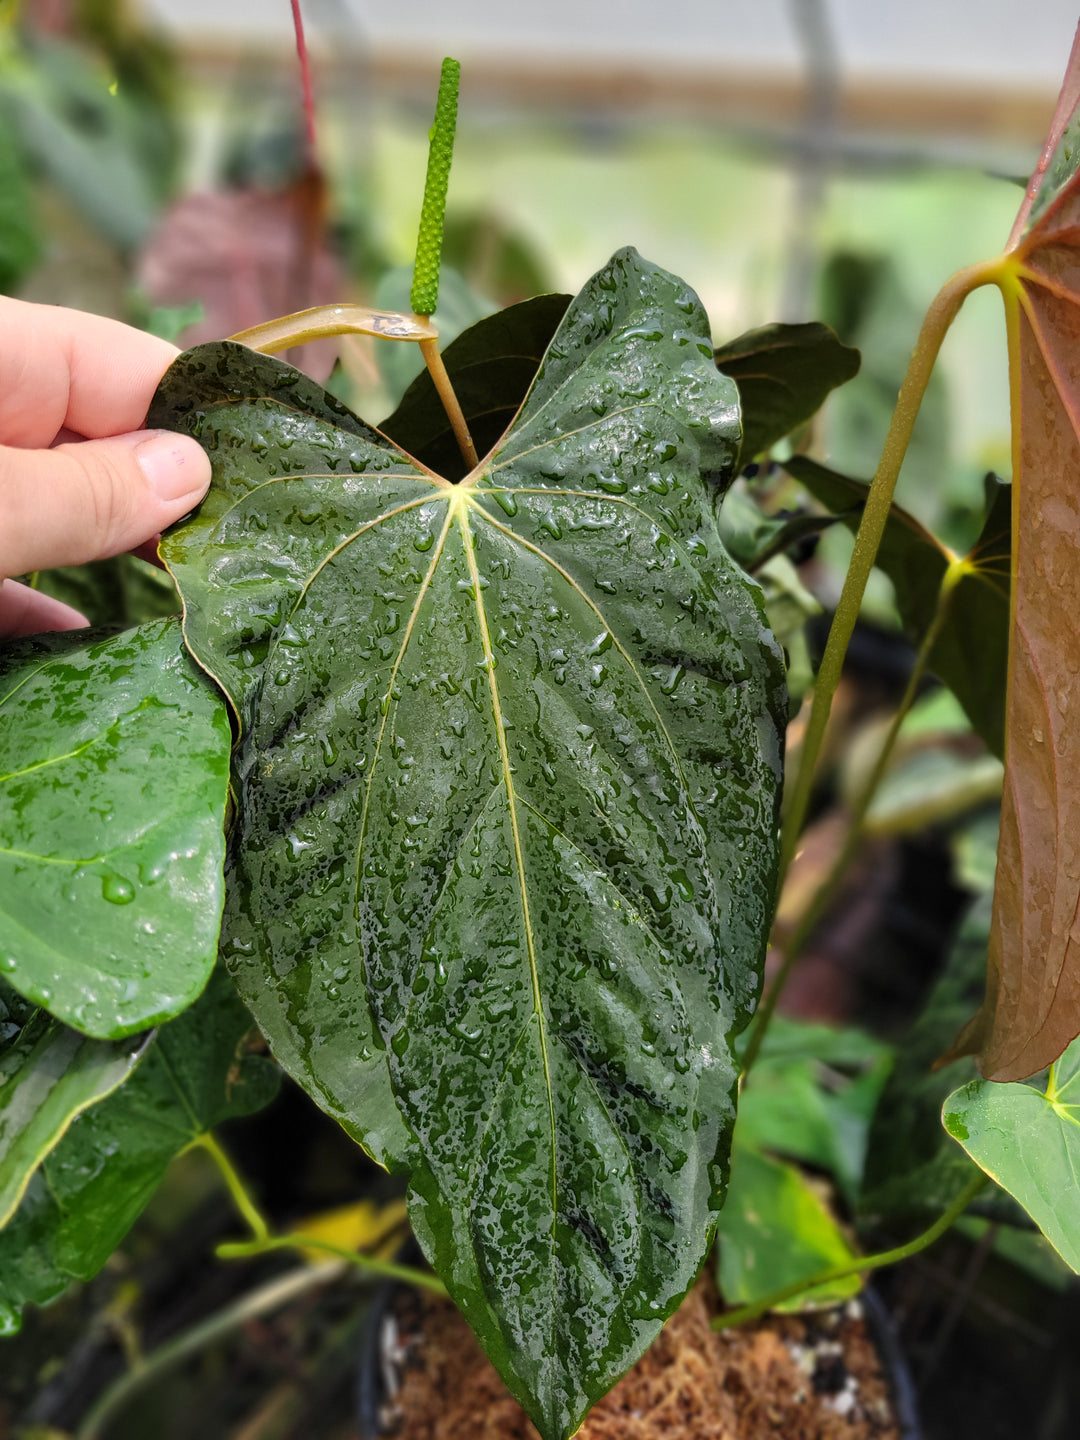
xmin=943 ymin=1032 xmax=1080 ymax=1271
xmin=0 ymin=968 xmax=278 ymax=1336
xmin=787 ymin=458 xmax=1011 ymax=758
xmin=960 ymin=25 xmax=1080 ymax=1078
xmin=152 ymin=247 xmax=786 ymax=1440
xmin=0 ymin=618 xmax=231 ymax=1038
xmin=0 ymin=980 xmax=150 ymax=1230
xmin=713 ymin=321 xmax=860 ymax=464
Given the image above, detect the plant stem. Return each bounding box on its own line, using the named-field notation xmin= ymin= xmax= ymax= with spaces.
xmin=189 ymin=1131 xmax=270 ymax=1243
xmin=419 ymin=335 xmax=478 ymax=468
xmin=290 ymin=0 xmax=317 ymax=161
xmin=742 ymin=556 xmax=965 ymax=1074
xmin=711 ymin=1170 xmax=988 ymax=1331
xmin=776 ymin=256 xmax=1005 ymax=890
xmin=75 ymin=1260 xmax=346 ymax=1440
xmin=216 ymin=1232 xmax=448 ymax=1297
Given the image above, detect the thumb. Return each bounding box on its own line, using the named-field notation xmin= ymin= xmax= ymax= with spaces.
xmin=0 ymin=430 xmax=212 ymax=579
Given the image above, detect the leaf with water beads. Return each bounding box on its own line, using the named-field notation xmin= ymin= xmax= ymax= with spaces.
xmin=153 ymin=247 xmax=786 ymax=1440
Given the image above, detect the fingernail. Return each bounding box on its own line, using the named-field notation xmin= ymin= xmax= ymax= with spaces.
xmin=134 ymin=430 xmax=211 ymax=503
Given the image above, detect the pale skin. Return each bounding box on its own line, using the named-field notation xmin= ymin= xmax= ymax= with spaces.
xmin=0 ymin=298 xmax=213 ymax=640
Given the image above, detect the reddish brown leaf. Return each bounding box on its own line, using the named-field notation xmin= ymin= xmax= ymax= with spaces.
xmin=136 ymin=167 xmax=345 ymax=381
xmin=959 ymin=24 xmax=1080 ymax=1080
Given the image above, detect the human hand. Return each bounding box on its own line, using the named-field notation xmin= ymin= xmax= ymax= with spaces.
xmin=0 ymin=298 xmax=212 ymax=639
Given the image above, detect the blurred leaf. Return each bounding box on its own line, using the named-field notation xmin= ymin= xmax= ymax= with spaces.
xmin=0 ymin=970 xmax=278 ymax=1335
xmin=716 ymin=1145 xmax=860 ymax=1311
xmin=0 ymin=619 xmax=230 ymax=1038
xmin=294 ymin=1196 xmax=408 ymax=1264
xmin=0 ymin=108 xmax=42 ymax=292
xmin=380 ymin=293 xmax=571 ymax=481
xmin=863 ymin=749 xmax=1003 ymax=837
xmin=959 ymin=39 xmax=1080 ymax=1080
xmin=136 ymin=169 xmax=345 ymax=381
xmin=736 ymin=1017 xmax=892 ymax=1204
xmin=819 ymin=251 xmax=951 ymax=533
xmin=153 ymin=248 xmax=786 ymax=1440
xmin=0 ymin=980 xmax=149 ymax=1229
xmin=373 ymin=262 xmax=493 ymax=405
xmin=1 ymin=35 xmax=162 ymax=250
xmin=944 ymin=1031 xmax=1080 ymax=1272
xmin=443 ymin=210 xmax=552 ymax=306
xmin=788 ymin=458 xmax=1010 ymax=757
xmin=141 ymin=300 xmax=205 ymax=345
xmin=861 ymin=893 xmax=1018 ymax=1226
xmin=714 ymin=321 xmax=859 ymax=464
xmin=33 ymin=554 xmax=180 ymax=628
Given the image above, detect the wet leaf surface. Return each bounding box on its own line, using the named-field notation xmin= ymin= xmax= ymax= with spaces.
xmin=713 ymin=321 xmax=859 ymax=465
xmin=0 ymin=979 xmax=150 ymax=1230
xmin=0 ymin=968 xmax=278 ymax=1336
xmin=787 ymin=458 xmax=1010 ymax=757
xmin=152 ymin=247 xmax=786 ymax=1440
xmin=943 ymin=1032 xmax=1080 ymax=1271
xmin=0 ymin=619 xmax=231 ymax=1038
xmin=966 ymin=32 xmax=1080 ymax=1079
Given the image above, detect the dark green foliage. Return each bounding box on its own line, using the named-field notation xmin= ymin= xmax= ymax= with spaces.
xmin=151 ymin=248 xmax=786 ymax=1440
xmin=0 ymin=969 xmax=278 ymax=1336
xmin=787 ymin=458 xmax=1010 ymax=757
xmin=713 ymin=321 xmax=860 ymax=465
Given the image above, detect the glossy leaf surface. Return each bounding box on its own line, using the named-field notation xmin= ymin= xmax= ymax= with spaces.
xmin=0 ymin=619 xmax=231 ymax=1038
xmin=963 ymin=25 xmax=1080 ymax=1079
xmin=0 ymin=980 xmax=150 ymax=1230
xmin=153 ymin=247 xmax=786 ymax=1440
xmin=713 ymin=321 xmax=859 ymax=465
xmin=787 ymin=458 xmax=1010 ymax=758
xmin=943 ymin=1032 xmax=1080 ymax=1272
xmin=0 ymin=969 xmax=278 ymax=1335
xmin=716 ymin=1145 xmax=860 ymax=1311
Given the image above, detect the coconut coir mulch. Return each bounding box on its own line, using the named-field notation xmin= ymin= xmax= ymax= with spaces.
xmin=377 ymin=1272 xmax=900 ymax=1440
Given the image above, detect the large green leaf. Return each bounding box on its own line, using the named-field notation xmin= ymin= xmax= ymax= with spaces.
xmin=153 ymin=247 xmax=786 ymax=1440
xmin=0 ymin=979 xmax=150 ymax=1230
xmin=943 ymin=1032 xmax=1080 ymax=1272
xmin=381 ymin=293 xmax=572 ymax=481
xmin=713 ymin=321 xmax=860 ymax=465
xmin=0 ymin=618 xmax=231 ymax=1038
xmin=0 ymin=969 xmax=278 ymax=1336
xmin=787 ymin=458 xmax=1010 ymax=757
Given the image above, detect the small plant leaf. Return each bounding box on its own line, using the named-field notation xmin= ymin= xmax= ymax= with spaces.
xmin=960 ymin=27 xmax=1080 ymax=1079
xmin=0 ymin=619 xmax=231 ymax=1038
xmin=0 ymin=969 xmax=278 ymax=1336
xmin=713 ymin=321 xmax=860 ymax=464
xmin=735 ymin=1017 xmax=892 ymax=1206
xmin=943 ymin=1032 xmax=1080 ymax=1271
xmin=153 ymin=247 xmax=786 ymax=1440
xmin=716 ymin=1145 xmax=860 ymax=1311
xmin=0 ymin=981 xmax=150 ymax=1230
xmin=787 ymin=458 xmax=1010 ymax=757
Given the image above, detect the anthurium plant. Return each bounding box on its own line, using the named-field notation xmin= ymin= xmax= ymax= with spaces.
xmin=8 ymin=14 xmax=1080 ymax=1440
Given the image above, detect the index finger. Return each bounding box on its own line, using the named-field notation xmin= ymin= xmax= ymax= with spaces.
xmin=0 ymin=299 xmax=181 ymax=450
